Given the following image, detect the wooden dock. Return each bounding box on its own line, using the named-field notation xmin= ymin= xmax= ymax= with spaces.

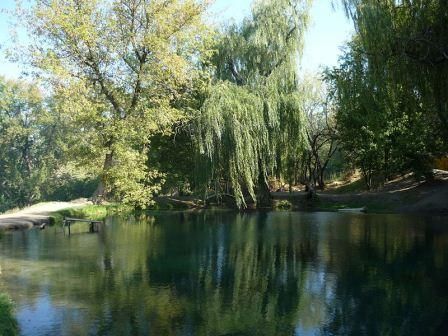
xmin=63 ymin=217 xmax=103 ymax=235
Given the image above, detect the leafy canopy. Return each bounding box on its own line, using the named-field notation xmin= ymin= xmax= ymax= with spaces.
xmin=196 ymin=0 xmax=311 ymax=207
xmin=22 ymin=0 xmax=212 ymax=207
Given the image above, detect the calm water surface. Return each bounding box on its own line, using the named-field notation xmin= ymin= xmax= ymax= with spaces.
xmin=0 ymin=211 xmax=447 ymax=335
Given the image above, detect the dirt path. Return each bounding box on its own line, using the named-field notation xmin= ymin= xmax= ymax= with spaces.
xmin=0 ymin=200 xmax=91 ymax=230
xmin=272 ymin=170 xmax=448 ymax=214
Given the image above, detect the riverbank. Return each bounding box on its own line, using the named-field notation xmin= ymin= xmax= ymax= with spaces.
xmin=154 ymin=170 xmax=448 ymax=215
xmin=1 ymin=171 xmax=446 ymax=231
xmin=273 ymin=170 xmax=448 ymax=214
xmin=0 ymin=200 xmax=91 ymax=230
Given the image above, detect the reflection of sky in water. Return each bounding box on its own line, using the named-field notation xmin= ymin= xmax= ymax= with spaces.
xmin=17 ymin=294 xmax=63 ymax=336
xmin=293 ymin=269 xmax=336 ymax=335
xmin=295 ymin=325 xmax=320 ymax=336
xmin=0 ymin=212 xmax=447 ymax=335
xmin=215 ymin=223 xmax=225 ymax=285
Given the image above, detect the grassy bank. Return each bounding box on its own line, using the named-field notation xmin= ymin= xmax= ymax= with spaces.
xmin=0 ymin=293 xmax=18 ymax=336
xmin=49 ymin=204 xmax=126 ymax=226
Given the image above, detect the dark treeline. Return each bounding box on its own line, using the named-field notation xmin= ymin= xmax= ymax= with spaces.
xmin=0 ymin=0 xmax=446 ymax=211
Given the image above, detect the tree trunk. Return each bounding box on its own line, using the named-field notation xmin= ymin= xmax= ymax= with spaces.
xmin=306 ymin=153 xmax=313 ymax=188
xmin=384 ymin=146 xmax=390 ymax=182
xmin=306 ymin=182 xmax=316 ymax=200
xmin=275 ymin=151 xmax=282 ymax=180
xmin=362 ymin=166 xmax=372 ymax=191
xmin=92 ymin=151 xmax=114 ymax=204
xmin=256 ymin=165 xmax=272 ymax=208
xmin=318 ymin=169 xmax=325 ymax=190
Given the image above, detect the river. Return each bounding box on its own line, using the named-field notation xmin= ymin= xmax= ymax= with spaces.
xmin=0 ymin=211 xmax=447 ymax=335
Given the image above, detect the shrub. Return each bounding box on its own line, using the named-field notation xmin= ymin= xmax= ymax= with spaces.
xmin=0 ymin=293 xmax=18 ymax=336
xmin=275 ymin=200 xmax=292 ymax=210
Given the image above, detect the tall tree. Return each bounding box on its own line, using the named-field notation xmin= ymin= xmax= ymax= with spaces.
xmin=326 ymin=37 xmax=440 ymax=189
xmin=0 ymin=77 xmax=57 ymax=210
xmin=300 ymin=76 xmax=339 ymax=190
xmin=339 ymin=0 xmax=448 ymax=142
xmin=195 ymin=0 xmax=311 ymax=208
xmin=325 ymin=0 xmax=448 ymax=187
xmin=21 ymin=0 xmax=211 ymax=208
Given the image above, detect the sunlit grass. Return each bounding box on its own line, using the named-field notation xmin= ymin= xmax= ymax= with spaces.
xmin=329 ymin=178 xmax=366 ymax=194
xmin=49 ymin=204 xmax=126 ymax=226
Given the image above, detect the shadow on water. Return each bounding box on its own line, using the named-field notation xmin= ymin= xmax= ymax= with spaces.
xmin=0 ymin=211 xmax=447 ymax=335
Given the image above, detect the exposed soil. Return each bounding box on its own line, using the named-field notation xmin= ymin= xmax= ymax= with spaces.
xmin=0 ymin=200 xmax=91 ymax=230
xmin=154 ymin=171 xmax=448 ymax=214
xmin=273 ymin=170 xmax=448 ymax=214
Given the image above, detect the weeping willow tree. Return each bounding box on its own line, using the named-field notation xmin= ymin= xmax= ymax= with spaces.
xmin=325 ymin=0 xmax=448 ymax=185
xmin=338 ymin=0 xmax=448 ymax=142
xmin=196 ymin=0 xmax=311 ymax=208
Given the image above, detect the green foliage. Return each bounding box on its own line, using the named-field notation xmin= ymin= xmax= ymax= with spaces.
xmin=196 ymin=0 xmax=311 ymax=208
xmin=326 ymin=33 xmax=443 ymax=188
xmin=198 ymin=82 xmax=265 ymax=204
xmin=149 ymin=131 xmax=197 ymax=196
xmin=327 ymin=0 xmax=448 ymax=188
xmin=42 ymin=173 xmax=98 ymax=202
xmin=0 ymin=77 xmax=58 ymax=211
xmin=339 ymin=0 xmax=448 ymax=139
xmin=21 ymin=0 xmax=212 ymax=208
xmin=3 ymin=0 xmax=445 ymax=210
xmin=0 ymin=293 xmax=18 ymax=336
xmin=298 ymin=76 xmax=340 ymax=189
xmin=275 ymin=200 xmax=293 ymax=210
xmin=0 ymin=77 xmax=99 ymax=212
xmin=50 ymin=204 xmax=124 ymax=225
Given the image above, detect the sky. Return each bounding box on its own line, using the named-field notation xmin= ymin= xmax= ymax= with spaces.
xmin=0 ymin=0 xmax=21 ymax=78
xmin=212 ymin=0 xmax=354 ymax=75
xmin=0 ymin=0 xmax=353 ymax=80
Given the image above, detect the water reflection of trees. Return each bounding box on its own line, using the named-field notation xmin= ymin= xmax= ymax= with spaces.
xmin=0 ymin=212 xmax=447 ymax=335
xmin=323 ymin=215 xmax=448 ymax=336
